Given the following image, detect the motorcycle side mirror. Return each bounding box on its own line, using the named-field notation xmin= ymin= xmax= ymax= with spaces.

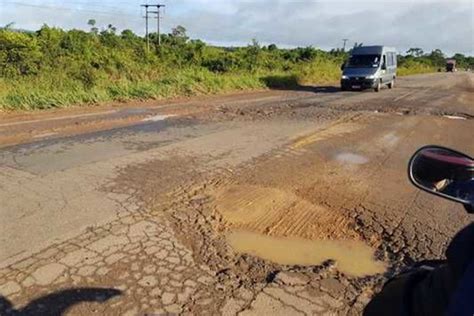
xmin=409 ymin=146 xmax=474 ymax=212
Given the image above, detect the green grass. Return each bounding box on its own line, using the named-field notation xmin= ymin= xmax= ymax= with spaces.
xmin=0 ymin=62 xmax=346 ymax=111
xmin=398 ymin=60 xmax=437 ymax=76
xmin=293 ymin=58 xmax=341 ymax=84
xmin=0 ymin=59 xmax=437 ymax=111
xmin=0 ymin=63 xmax=437 ymax=111
xmin=0 ymin=68 xmax=269 ymax=111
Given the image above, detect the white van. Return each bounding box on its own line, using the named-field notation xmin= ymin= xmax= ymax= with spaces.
xmin=341 ymin=46 xmax=397 ymax=92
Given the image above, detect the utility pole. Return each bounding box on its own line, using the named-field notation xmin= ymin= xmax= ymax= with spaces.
xmin=141 ymin=3 xmax=165 ymax=50
xmin=342 ymin=39 xmax=349 ymax=52
xmin=142 ymin=5 xmax=150 ymax=51
xmin=156 ymin=5 xmax=163 ymax=46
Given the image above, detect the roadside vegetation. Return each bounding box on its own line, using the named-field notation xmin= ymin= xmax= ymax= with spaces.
xmin=1 ymin=23 xmax=472 ymax=111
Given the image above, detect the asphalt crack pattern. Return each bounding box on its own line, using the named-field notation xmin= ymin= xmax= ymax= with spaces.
xmin=107 ymin=144 xmax=385 ymax=315
xmin=0 ymin=212 xmax=224 ymax=315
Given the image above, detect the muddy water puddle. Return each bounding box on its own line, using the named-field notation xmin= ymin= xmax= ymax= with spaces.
xmin=227 ymin=231 xmax=386 ymax=277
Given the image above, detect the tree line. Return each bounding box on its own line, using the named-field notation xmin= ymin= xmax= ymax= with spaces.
xmin=402 ymin=48 xmax=473 ymax=70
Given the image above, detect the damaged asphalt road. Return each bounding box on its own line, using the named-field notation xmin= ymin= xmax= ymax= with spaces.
xmin=0 ymin=72 xmax=473 ymax=315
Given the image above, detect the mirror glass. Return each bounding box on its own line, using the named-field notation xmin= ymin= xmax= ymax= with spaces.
xmin=410 ymin=147 xmax=474 ymax=205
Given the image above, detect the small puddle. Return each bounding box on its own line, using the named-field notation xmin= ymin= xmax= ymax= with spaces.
xmin=33 ymin=132 xmax=58 ymax=139
xmin=122 ymin=108 xmax=150 ymax=115
xmin=335 ymin=152 xmax=369 ymax=165
xmin=443 ymin=115 xmax=466 ymax=120
xmin=227 ymin=231 xmax=386 ymax=277
xmin=142 ymin=114 xmax=175 ymax=122
xmin=381 ymin=132 xmax=400 ymax=147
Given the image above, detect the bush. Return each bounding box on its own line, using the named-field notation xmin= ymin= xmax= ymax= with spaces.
xmin=0 ymin=25 xmax=456 ymax=111
xmin=398 ymin=59 xmax=436 ymax=76
xmin=0 ymin=30 xmax=42 ymax=76
xmin=294 ymin=57 xmax=341 ymax=84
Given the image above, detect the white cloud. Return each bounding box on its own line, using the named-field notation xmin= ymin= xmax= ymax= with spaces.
xmin=1 ymin=0 xmax=473 ymax=55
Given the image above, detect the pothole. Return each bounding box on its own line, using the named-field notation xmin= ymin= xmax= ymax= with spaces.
xmin=227 ymin=230 xmax=387 ymax=277
xmin=212 ymin=185 xmax=386 ymax=276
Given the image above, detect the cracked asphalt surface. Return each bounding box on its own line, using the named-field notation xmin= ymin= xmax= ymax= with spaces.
xmin=0 ymin=72 xmax=473 ymax=315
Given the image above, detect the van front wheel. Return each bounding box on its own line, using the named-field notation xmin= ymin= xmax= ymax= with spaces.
xmin=374 ymin=80 xmax=381 ymax=92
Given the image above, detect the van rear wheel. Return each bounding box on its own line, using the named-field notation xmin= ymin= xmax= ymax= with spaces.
xmin=388 ymin=79 xmax=395 ymax=89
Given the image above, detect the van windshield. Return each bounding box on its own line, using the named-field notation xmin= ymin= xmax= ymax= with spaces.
xmin=346 ymin=54 xmax=380 ymax=68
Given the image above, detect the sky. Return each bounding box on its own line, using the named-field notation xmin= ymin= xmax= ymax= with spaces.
xmin=1 ymin=0 xmax=473 ymax=55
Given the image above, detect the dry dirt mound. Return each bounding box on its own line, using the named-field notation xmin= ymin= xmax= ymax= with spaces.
xmin=212 ymin=184 xmax=361 ymax=241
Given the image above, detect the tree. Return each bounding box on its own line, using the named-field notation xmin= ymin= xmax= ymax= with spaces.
xmin=2 ymin=22 xmax=15 ymax=30
xmin=428 ymin=49 xmax=445 ymax=67
xmin=167 ymin=25 xmax=189 ymax=46
xmin=453 ymin=53 xmax=465 ymax=62
xmin=99 ymin=24 xmax=120 ymax=47
xmin=171 ymin=25 xmax=187 ymax=39
xmin=406 ymin=48 xmax=424 ymax=57
xmin=87 ymin=19 xmax=98 ymax=34
xmin=430 ymin=49 xmax=444 ymax=59
xmin=36 ymin=25 xmax=65 ymax=65
xmin=267 ymin=44 xmax=278 ymax=51
xmin=107 ymin=24 xmax=117 ymax=34
xmin=0 ymin=30 xmax=43 ymax=76
xmin=249 ymin=38 xmax=260 ymax=48
xmin=121 ymin=29 xmax=137 ymax=40
xmin=297 ymin=46 xmax=317 ymax=61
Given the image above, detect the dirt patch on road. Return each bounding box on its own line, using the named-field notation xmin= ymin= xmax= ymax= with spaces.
xmin=212 ymin=185 xmax=360 ymax=241
xmin=291 ymin=121 xmax=362 ymax=149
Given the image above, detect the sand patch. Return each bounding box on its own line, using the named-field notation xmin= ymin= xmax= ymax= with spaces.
xmin=213 ymin=185 xmax=360 ymax=240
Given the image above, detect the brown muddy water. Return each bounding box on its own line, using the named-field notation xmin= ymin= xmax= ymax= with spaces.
xmin=227 ymin=230 xmax=387 ymax=277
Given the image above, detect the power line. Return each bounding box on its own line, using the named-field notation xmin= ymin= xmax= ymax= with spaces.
xmin=36 ymin=0 xmax=141 ymax=11
xmin=3 ymin=1 xmax=142 ymax=20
